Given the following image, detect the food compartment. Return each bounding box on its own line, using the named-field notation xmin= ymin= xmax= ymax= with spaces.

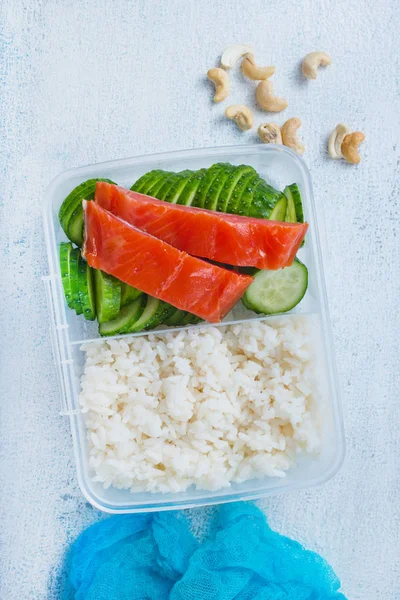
xmin=43 ymin=145 xmax=344 ymax=512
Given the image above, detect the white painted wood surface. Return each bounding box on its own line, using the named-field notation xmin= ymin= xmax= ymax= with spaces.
xmin=1 ymin=1 xmax=399 ymax=597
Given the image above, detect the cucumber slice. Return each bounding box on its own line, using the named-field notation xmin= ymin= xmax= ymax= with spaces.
xmin=154 ymin=173 xmax=180 ymax=201
xmin=120 ymin=283 xmax=142 ymax=308
xmin=227 ymin=170 xmax=258 ymax=214
xmin=236 ymin=173 xmax=261 ymax=217
xmin=247 ymin=181 xmax=286 ymax=219
xmin=284 ymin=193 xmax=297 ymax=222
xmin=124 ymin=296 xmax=166 ymax=334
xmin=220 ymin=165 xmax=255 ymax=213
xmin=204 ymin=164 xmax=235 ymax=211
xmin=284 ymin=183 xmax=304 ymax=223
xmin=78 ymin=256 xmax=96 ymax=320
xmin=69 ymin=248 xmax=82 ymax=315
xmin=164 ymin=308 xmax=187 ymax=326
xmin=177 ymin=169 xmax=206 ymax=206
xmin=144 ymin=301 xmax=175 ymax=330
xmin=59 ymin=178 xmax=116 ymax=247
xmin=163 ymin=170 xmax=193 ymax=204
xmin=94 ymin=270 xmax=121 ymax=323
xmin=99 ymin=296 xmax=146 ymax=337
xmin=146 ymin=172 xmax=173 ymax=197
xmin=194 ymin=163 xmax=227 ymax=208
xmin=242 ymin=258 xmax=308 ymax=315
xmin=130 ymin=170 xmax=165 ymax=193
xmin=269 ymin=196 xmax=287 ymax=221
xmin=59 ymin=242 xmax=75 ymax=310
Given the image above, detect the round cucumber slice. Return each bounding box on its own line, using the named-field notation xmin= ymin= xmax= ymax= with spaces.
xmin=94 ymin=270 xmax=121 ymax=324
xmin=99 ymin=295 xmax=146 ymax=337
xmin=59 ymin=242 xmax=75 ymax=310
xmin=78 ymin=256 xmax=96 ymax=321
xmin=242 ymin=259 xmax=308 ymax=315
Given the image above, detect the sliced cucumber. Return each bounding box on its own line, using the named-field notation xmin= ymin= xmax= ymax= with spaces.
xmin=99 ymin=296 xmax=146 ymax=337
xmin=155 ymin=173 xmax=180 ymax=201
xmin=242 ymin=258 xmax=308 ymax=315
xmin=228 ymin=170 xmax=258 ymax=214
xmin=144 ymin=301 xmax=175 ymax=330
xmin=283 ymin=183 xmax=304 ymax=223
xmin=204 ymin=164 xmax=235 ymax=211
xmin=124 ymin=296 xmax=166 ymax=334
xmin=58 ymin=178 xmax=116 ymax=247
xmin=164 ymin=308 xmax=187 ymax=326
xmin=146 ymin=172 xmax=172 ymax=197
xmin=237 ymin=173 xmax=261 ymax=217
xmin=69 ymin=248 xmax=82 ymax=315
xmin=120 ymin=283 xmax=142 ymax=308
xmin=284 ymin=192 xmax=297 ymax=222
xmin=194 ymin=163 xmax=227 ymax=209
xmin=78 ymin=256 xmax=96 ymax=321
xmin=163 ymin=170 xmax=193 ymax=204
xmin=220 ymin=165 xmax=255 ymax=213
xmin=157 ymin=303 xmax=178 ymax=326
xmin=177 ymin=169 xmax=206 ymax=206
xmin=94 ymin=270 xmax=121 ymax=324
xmin=269 ymin=196 xmax=287 ymax=221
xmin=247 ymin=180 xmax=285 ymax=220
xmin=130 ymin=170 xmax=165 ymax=193
xmin=59 ymin=242 xmax=75 ymax=310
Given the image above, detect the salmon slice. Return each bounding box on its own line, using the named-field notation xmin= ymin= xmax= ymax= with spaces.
xmin=95 ymin=182 xmax=308 ymax=270
xmin=82 ymin=201 xmax=252 ymax=323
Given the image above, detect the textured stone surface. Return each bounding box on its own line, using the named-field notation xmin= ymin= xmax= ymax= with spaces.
xmin=1 ymin=0 xmax=399 ymax=598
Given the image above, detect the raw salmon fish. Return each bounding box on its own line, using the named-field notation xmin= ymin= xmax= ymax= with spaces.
xmin=83 ymin=201 xmax=252 ymax=322
xmin=95 ymin=183 xmax=308 ymax=270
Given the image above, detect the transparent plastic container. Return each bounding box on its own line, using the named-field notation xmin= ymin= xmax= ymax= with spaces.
xmin=43 ymin=144 xmax=345 ymax=513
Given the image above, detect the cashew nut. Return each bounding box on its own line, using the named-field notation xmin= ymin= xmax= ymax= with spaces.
xmin=281 ymin=118 xmax=304 ymax=155
xmin=242 ymin=54 xmax=275 ymax=80
xmin=225 ymin=105 xmax=254 ymax=131
xmin=207 ymin=68 xmax=230 ymax=103
xmin=341 ymin=132 xmax=365 ymax=164
xmin=220 ymin=44 xmax=253 ymax=69
xmin=302 ymin=51 xmax=331 ymax=80
xmin=256 ymin=80 xmax=288 ymax=112
xmin=257 ymin=123 xmax=282 ymax=144
xmin=328 ymin=123 xmax=350 ymax=159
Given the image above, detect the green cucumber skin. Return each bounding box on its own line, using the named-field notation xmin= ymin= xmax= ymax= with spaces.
xmin=177 ymin=170 xmax=206 ymax=206
xmin=237 ymin=174 xmax=261 ymax=217
xmin=69 ymin=248 xmax=83 ymax=315
xmin=223 ymin=166 xmax=256 ymax=214
xmin=94 ymin=270 xmax=121 ymax=324
xmin=120 ymin=283 xmax=143 ymax=308
xmin=163 ymin=170 xmax=195 ymax=204
xmin=284 ymin=183 xmax=304 ymax=223
xmin=204 ymin=165 xmax=236 ymax=211
xmin=154 ymin=173 xmax=180 ymax=201
xmin=130 ymin=170 xmax=165 ymax=193
xmin=99 ymin=296 xmax=146 ymax=337
xmin=164 ymin=308 xmax=187 ymax=326
xmin=243 ymin=258 xmax=308 ymax=315
xmin=269 ymin=197 xmax=287 ymax=221
xmin=227 ymin=170 xmax=258 ymax=215
xmin=59 ymin=178 xmax=115 ymax=247
xmin=194 ymin=163 xmax=227 ymax=209
xmin=59 ymin=242 xmax=75 ymax=310
xmin=146 ymin=172 xmax=173 ymax=197
xmin=124 ymin=297 xmax=163 ymax=334
xmin=78 ymin=256 xmax=96 ymax=321
xmin=247 ymin=181 xmax=286 ymax=220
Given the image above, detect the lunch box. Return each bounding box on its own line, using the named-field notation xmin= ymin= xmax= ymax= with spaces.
xmin=43 ymin=144 xmax=345 ymax=513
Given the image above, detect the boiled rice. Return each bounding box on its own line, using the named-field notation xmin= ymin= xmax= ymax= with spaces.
xmin=79 ymin=316 xmax=322 ymax=493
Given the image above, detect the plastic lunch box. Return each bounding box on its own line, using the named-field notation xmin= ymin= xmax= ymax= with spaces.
xmin=43 ymin=144 xmax=345 ymax=513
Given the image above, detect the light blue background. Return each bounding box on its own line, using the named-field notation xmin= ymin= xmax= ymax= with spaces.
xmin=1 ymin=1 xmax=399 ymax=598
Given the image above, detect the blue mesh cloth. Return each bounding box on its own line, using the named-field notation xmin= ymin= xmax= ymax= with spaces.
xmin=64 ymin=503 xmax=347 ymax=600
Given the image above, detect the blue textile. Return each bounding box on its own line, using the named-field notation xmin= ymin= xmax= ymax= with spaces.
xmin=64 ymin=503 xmax=347 ymax=600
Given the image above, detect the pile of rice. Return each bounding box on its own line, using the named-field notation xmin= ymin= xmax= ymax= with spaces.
xmin=79 ymin=316 xmax=321 ymax=493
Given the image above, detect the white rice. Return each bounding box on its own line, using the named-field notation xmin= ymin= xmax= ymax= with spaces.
xmin=79 ymin=316 xmax=322 ymax=493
